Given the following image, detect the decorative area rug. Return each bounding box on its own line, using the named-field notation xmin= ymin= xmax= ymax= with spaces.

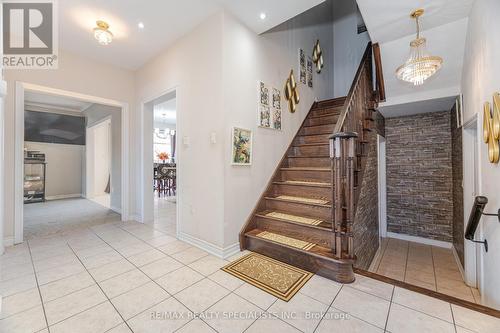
xmin=255 ymin=231 xmax=316 ymax=251
xmin=222 ymin=253 xmax=313 ymax=301
xmin=276 ymin=195 xmax=329 ymax=205
xmin=265 ymin=212 xmax=323 ymax=226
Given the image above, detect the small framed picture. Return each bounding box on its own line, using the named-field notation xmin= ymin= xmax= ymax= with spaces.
xmin=456 ymin=94 xmax=463 ymax=128
xmin=231 ymin=127 xmax=252 ymax=166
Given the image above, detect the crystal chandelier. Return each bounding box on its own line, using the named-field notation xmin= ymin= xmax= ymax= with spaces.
xmin=396 ymin=9 xmax=443 ymax=86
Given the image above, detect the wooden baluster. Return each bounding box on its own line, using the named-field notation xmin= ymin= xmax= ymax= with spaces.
xmin=346 ymin=135 xmax=357 ymax=258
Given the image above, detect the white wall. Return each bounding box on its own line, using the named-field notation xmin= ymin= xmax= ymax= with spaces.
xmin=92 ymin=120 xmax=111 ymax=196
xmin=3 ymin=50 xmax=134 ymax=240
xmin=461 ymin=0 xmax=500 ymax=309
xmin=25 ymin=141 xmax=84 ymax=199
xmin=84 ymin=105 xmax=122 ymax=211
xmin=332 ymin=0 xmax=370 ymax=97
xmin=135 ymin=13 xmax=226 ymax=249
xmin=222 ymin=4 xmax=334 ymax=248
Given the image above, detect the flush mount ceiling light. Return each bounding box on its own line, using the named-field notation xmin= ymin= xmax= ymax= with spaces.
xmin=260 ymin=12 xmax=266 ymax=20
xmin=396 ymin=9 xmax=443 ymax=86
xmin=138 ymin=22 xmax=145 ymax=29
xmin=94 ymin=20 xmax=113 ymax=45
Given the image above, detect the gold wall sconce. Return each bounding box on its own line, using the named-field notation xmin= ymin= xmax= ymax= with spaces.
xmin=483 ymin=92 xmax=500 ymax=163
xmin=312 ymin=40 xmax=324 ymax=74
xmin=284 ymin=70 xmax=300 ymax=113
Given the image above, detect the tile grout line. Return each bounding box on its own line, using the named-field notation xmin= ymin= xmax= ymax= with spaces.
xmin=26 ymin=240 xmax=52 ymax=333
xmin=86 ymin=225 xmax=210 ymax=327
xmin=67 ymin=242 xmax=135 ymax=333
xmin=431 ymin=245 xmax=439 ymax=293
xmin=402 ymin=240 xmax=409 ymax=282
xmin=450 ymin=303 xmax=458 ymax=333
xmin=383 ymin=284 xmax=395 ymax=332
xmin=312 ymin=284 xmax=344 ymax=333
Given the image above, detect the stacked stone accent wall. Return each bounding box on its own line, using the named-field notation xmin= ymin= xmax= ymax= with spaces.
xmin=385 ymin=111 xmax=453 ymax=242
xmin=451 ymin=106 xmax=464 ymax=265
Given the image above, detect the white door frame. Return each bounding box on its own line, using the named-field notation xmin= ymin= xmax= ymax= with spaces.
xmin=140 ymin=86 xmax=180 ymax=237
xmin=14 ymin=82 xmax=130 ymax=244
xmin=377 ymin=135 xmax=387 ymax=239
xmin=463 ymin=115 xmax=483 ymax=291
xmin=85 ymin=116 xmax=112 ymax=202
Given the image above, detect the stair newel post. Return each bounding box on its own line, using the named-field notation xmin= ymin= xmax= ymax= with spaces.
xmin=330 ymin=135 xmax=342 ymax=257
xmin=346 ymin=134 xmax=357 ymax=259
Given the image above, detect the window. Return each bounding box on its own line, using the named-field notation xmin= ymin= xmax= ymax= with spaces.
xmin=153 ymin=128 xmax=173 ymax=162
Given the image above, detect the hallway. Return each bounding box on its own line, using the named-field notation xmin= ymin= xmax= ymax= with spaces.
xmin=370 ymin=238 xmax=480 ymax=304
xmin=1 ymin=219 xmax=499 ymax=332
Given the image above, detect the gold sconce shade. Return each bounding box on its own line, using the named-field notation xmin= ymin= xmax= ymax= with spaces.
xmin=284 ymin=70 xmax=300 ymax=113
xmin=396 ymin=9 xmax=443 ymax=86
xmin=483 ymin=100 xmax=500 ymax=163
xmin=312 ymin=40 xmax=324 ymax=74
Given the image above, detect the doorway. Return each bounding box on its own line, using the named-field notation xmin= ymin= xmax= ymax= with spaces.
xmin=86 ymin=118 xmax=112 ymax=208
xmin=463 ymin=117 xmax=483 ymax=293
xmin=141 ymin=89 xmax=178 ymax=235
xmin=14 ymin=83 xmax=130 ymax=243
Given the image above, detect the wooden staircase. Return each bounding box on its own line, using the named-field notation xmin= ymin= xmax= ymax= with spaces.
xmin=239 ymin=43 xmax=385 ymax=284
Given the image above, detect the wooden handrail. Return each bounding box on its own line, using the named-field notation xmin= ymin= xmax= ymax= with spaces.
xmin=334 ymin=43 xmax=373 ymax=134
xmin=373 ymin=43 xmax=386 ymax=102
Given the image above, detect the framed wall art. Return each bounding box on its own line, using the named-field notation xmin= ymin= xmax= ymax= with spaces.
xmin=231 ymin=127 xmax=252 ymax=165
xmin=299 ymin=49 xmax=306 ymax=84
xmin=258 ymin=81 xmax=282 ymax=130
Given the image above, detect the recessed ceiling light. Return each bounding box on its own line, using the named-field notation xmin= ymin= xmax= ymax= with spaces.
xmin=138 ymin=22 xmax=145 ymax=29
xmin=94 ymin=20 xmax=113 ymax=45
xmin=260 ymin=12 xmax=267 ymax=20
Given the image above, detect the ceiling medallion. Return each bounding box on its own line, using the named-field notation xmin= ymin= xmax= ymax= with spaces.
xmin=284 ymin=70 xmax=300 ymax=113
xmin=396 ymin=9 xmax=443 ymax=86
xmin=94 ymin=20 xmax=113 ymax=45
xmin=312 ymin=40 xmax=324 ymax=74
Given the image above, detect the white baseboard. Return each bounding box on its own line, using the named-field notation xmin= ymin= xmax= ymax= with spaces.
xmin=110 ymin=206 xmax=122 ymax=214
xmin=131 ymin=214 xmax=143 ymax=223
xmin=3 ymin=236 xmax=15 ymax=247
xmin=368 ymin=242 xmax=384 ymax=272
xmin=386 ymin=232 xmax=452 ymax=248
xmin=452 ymin=245 xmax=465 ymax=280
xmin=46 ymin=194 xmax=82 ymax=201
xmin=178 ymin=232 xmax=240 ymax=259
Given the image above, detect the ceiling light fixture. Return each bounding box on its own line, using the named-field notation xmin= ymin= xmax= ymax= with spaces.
xmin=396 ymin=9 xmax=443 ymax=86
xmin=94 ymin=20 xmax=113 ymax=45
xmin=260 ymin=12 xmax=266 ymax=20
xmin=138 ymin=22 xmax=145 ymax=29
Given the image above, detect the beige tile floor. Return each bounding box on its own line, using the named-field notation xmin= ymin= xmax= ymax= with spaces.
xmin=370 ymin=237 xmax=481 ymax=304
xmin=3 ymin=208 xmax=499 ymax=332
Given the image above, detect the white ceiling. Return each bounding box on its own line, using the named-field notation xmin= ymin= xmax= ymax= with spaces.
xmin=59 ymin=0 xmax=323 ymax=70
xmin=216 ymin=0 xmax=325 ymax=34
xmin=154 ymin=98 xmax=176 ymax=126
xmin=379 ymin=96 xmax=457 ymax=118
xmin=25 ymin=91 xmax=93 ymax=112
xmin=356 ymin=0 xmax=474 ymax=44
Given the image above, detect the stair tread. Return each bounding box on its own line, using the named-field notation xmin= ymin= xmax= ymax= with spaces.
xmin=281 ymin=167 xmax=330 ymax=171
xmin=266 ymin=195 xmax=331 ymax=206
xmin=293 ymin=143 xmax=329 ymax=147
xmin=256 ymin=210 xmax=332 ymax=229
xmin=274 ymin=180 xmax=332 ymax=187
xmin=245 ymin=229 xmax=347 ymax=261
xmin=253 ymin=230 xmax=317 ymax=250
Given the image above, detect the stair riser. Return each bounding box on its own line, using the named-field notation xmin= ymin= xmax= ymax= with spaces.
xmin=246 ymin=236 xmax=355 ymax=284
xmin=305 ymin=115 xmax=339 ymax=126
xmin=310 ymin=108 xmax=341 ymax=118
xmin=290 ymin=145 xmax=329 ymax=157
xmin=295 ymin=134 xmax=330 ymax=145
xmin=265 ymin=200 xmax=331 ymax=220
xmin=270 ymin=184 xmax=331 ymax=199
xmin=300 ymin=124 xmax=335 ymax=136
xmin=287 ymin=157 xmax=330 ymax=168
xmin=280 ymin=170 xmax=330 ymax=183
xmin=254 ymin=217 xmax=333 ymax=248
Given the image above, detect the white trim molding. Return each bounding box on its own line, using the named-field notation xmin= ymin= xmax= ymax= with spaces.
xmin=452 ymin=245 xmax=466 ymax=281
xmin=178 ymin=232 xmax=240 ymax=259
xmin=46 ymin=194 xmax=82 ymax=201
xmin=386 ymin=232 xmax=452 ymax=249
xmin=14 ymin=82 xmax=131 ymax=245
